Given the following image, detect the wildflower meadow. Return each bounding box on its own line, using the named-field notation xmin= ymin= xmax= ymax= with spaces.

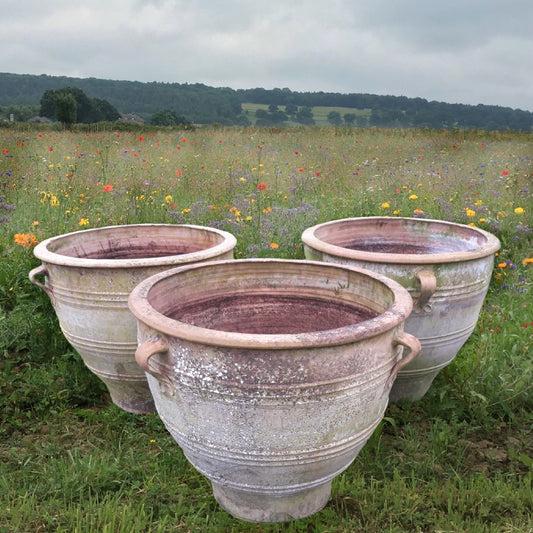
xmin=1 ymin=124 xmax=532 ymax=532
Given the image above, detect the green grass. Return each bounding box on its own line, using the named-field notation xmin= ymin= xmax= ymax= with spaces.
xmin=1 ymin=124 xmax=532 ymax=532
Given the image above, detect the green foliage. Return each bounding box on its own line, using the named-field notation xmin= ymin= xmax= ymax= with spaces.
xmin=39 ymin=87 xmax=120 ymax=124
xmin=150 ymin=109 xmax=192 ymax=127
xmin=54 ymin=92 xmax=77 ymax=127
xmin=4 ymin=72 xmax=532 ymax=129
xmin=92 ymin=98 xmax=121 ymax=122
xmin=327 ymin=110 xmax=342 ymax=125
xmin=343 ymin=112 xmax=356 ymax=125
xmin=295 ymin=106 xmax=315 ymax=125
xmin=255 ymin=106 xmax=289 ymax=126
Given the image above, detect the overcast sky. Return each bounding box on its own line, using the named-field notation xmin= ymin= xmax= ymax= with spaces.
xmin=2 ymin=0 xmax=532 ymax=111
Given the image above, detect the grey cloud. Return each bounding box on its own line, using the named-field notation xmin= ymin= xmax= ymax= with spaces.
xmin=1 ymin=0 xmax=532 ymax=110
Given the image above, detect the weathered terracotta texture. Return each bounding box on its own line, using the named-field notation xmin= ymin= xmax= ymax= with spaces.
xmin=29 ymin=224 xmax=236 ymax=414
xmin=301 ymin=216 xmax=501 ymax=402
xmin=128 ymin=258 xmax=419 ymax=522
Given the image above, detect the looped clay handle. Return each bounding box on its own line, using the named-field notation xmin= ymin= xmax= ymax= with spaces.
xmin=135 ymin=338 xmax=173 ymax=390
xmin=414 ymin=267 xmax=436 ymax=311
xmin=386 ymin=330 xmax=421 ymax=390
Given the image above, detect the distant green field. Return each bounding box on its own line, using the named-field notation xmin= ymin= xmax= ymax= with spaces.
xmin=241 ymin=102 xmax=371 ymax=126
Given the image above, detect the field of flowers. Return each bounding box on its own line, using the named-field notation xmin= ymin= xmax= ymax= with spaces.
xmin=1 ymin=125 xmax=532 ymax=532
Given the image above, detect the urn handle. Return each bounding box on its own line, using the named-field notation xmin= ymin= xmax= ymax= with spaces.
xmin=29 ymin=265 xmax=54 ymax=302
xmin=414 ymin=267 xmax=436 ymax=311
xmin=135 ymin=338 xmax=173 ymax=391
xmin=386 ymin=330 xmax=421 ymax=390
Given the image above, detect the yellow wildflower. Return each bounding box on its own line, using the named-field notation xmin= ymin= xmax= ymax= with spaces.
xmin=466 ymin=208 xmax=476 ymax=218
xmin=79 ymin=218 xmax=89 ymax=227
xmin=409 ymin=194 xmax=418 ymax=200
xmin=514 ymin=207 xmax=525 ymax=215
xmin=381 ymin=202 xmax=390 ymax=209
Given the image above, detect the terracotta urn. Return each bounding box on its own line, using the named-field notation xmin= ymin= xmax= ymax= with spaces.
xmin=29 ymin=224 xmax=236 ymax=413
xmin=302 ymin=216 xmax=500 ymax=402
xmin=128 ymin=258 xmax=419 ymax=522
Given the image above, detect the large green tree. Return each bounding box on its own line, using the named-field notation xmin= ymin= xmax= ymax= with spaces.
xmin=327 ymin=110 xmax=342 ymax=126
xmin=295 ymin=106 xmax=315 ymax=125
xmin=40 ymin=87 xmax=120 ymax=124
xmin=54 ymin=92 xmax=77 ymax=127
xmin=150 ymin=109 xmax=192 ymax=126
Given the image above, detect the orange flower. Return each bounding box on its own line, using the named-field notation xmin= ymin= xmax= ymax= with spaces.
xmin=14 ymin=233 xmax=38 ymax=247
xmin=269 ymin=242 xmax=279 ymax=249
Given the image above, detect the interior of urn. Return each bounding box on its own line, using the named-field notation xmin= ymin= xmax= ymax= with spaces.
xmin=48 ymin=231 xmax=221 ymax=259
xmin=341 ymin=237 xmax=449 ymax=254
xmin=316 ymin=221 xmax=486 ymax=255
xmin=166 ymin=293 xmax=380 ymax=334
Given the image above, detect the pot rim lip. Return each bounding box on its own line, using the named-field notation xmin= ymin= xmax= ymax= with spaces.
xmin=128 ymin=258 xmax=413 ymax=349
xmin=32 ymin=223 xmax=237 ymax=269
xmin=301 ymin=216 xmax=501 ymax=264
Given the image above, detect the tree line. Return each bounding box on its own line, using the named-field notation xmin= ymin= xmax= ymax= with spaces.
xmin=1 ymin=72 xmax=532 ymax=131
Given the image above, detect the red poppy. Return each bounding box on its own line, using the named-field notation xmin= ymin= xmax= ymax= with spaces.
xmin=102 ymin=184 xmax=113 ymax=192
xmin=501 ymin=170 xmax=510 ymax=176
xmin=257 ymin=183 xmax=267 ymax=190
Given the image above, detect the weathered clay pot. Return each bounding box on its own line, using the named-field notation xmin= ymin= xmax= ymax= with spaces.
xmin=301 ymin=216 xmax=500 ymax=402
xmin=29 ymin=224 xmax=236 ymax=414
xmin=128 ymin=258 xmax=420 ymax=522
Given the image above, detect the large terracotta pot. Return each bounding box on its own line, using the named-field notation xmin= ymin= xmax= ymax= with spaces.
xmin=29 ymin=224 xmax=236 ymax=414
xmin=128 ymin=258 xmax=419 ymax=522
xmin=301 ymin=216 xmax=500 ymax=402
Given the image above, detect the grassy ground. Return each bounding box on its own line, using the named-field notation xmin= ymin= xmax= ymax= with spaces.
xmin=1 ymin=124 xmax=532 ymax=532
